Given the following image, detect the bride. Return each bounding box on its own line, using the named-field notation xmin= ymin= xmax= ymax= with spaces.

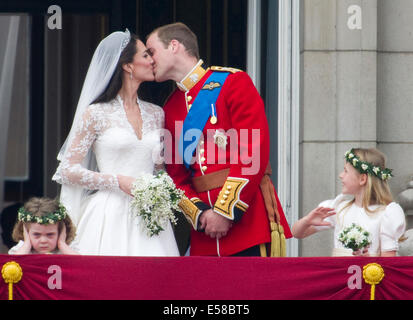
xmin=53 ymin=30 xmax=180 ymax=256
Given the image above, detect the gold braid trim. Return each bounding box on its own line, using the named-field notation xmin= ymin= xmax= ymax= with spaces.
xmin=178 ymin=197 xmax=202 ymax=230
xmin=214 ymin=177 xmax=249 ymax=220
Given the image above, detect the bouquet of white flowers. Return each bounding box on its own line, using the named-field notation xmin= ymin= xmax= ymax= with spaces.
xmin=130 ymin=170 xmax=185 ymax=237
xmin=338 ymin=223 xmax=371 ymax=251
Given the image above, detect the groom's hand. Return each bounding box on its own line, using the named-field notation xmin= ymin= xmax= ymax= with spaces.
xmin=199 ymin=209 xmax=233 ymax=240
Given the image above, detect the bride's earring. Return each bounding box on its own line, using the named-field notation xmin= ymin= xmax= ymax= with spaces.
xmin=130 ymin=72 xmax=133 ymax=80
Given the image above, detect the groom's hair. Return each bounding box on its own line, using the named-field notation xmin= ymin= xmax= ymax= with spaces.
xmin=149 ymin=22 xmax=199 ymax=60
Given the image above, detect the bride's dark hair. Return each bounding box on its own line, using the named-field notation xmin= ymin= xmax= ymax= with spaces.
xmin=93 ymin=33 xmax=140 ymax=104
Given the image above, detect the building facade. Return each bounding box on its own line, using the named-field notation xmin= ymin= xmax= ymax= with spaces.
xmin=298 ymin=0 xmax=413 ymax=256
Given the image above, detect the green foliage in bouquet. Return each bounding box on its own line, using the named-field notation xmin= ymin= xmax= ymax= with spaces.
xmin=338 ymin=223 xmax=371 ymax=251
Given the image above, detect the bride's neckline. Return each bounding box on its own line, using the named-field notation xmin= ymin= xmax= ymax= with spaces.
xmin=116 ymin=94 xmax=142 ymax=108
xmin=116 ymin=94 xmax=145 ymax=141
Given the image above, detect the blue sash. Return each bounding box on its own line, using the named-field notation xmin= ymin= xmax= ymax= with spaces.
xmin=178 ymin=72 xmax=230 ymax=170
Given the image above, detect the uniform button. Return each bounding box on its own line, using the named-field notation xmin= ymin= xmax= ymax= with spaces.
xmin=225 ymin=190 xmax=230 ymax=195
xmin=227 ymin=185 xmax=232 ymax=190
xmin=220 ymin=200 xmax=226 ymax=205
xmin=223 ymin=195 xmax=228 ymax=200
xmin=202 ymin=166 xmax=208 ymax=172
xmin=201 ymin=157 xmax=206 ymax=162
xmin=187 ymin=96 xmax=193 ymax=102
xmin=200 ymin=141 xmax=204 ymax=145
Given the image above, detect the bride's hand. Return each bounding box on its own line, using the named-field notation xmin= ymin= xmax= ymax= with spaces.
xmin=117 ymin=175 xmax=136 ymax=196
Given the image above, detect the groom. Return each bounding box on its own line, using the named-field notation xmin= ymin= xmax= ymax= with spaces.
xmin=146 ymin=22 xmax=292 ymax=257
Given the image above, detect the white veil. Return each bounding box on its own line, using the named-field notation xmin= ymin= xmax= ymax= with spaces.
xmin=52 ymin=29 xmax=131 ymax=225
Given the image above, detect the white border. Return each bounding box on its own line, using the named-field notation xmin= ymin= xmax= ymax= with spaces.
xmin=246 ymin=0 xmax=300 ymax=257
xmin=278 ymin=0 xmax=300 ymax=257
xmin=246 ymin=0 xmax=261 ymax=90
xmin=0 ymin=16 xmax=20 ymax=209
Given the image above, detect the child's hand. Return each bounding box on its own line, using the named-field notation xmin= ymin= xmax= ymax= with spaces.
xmin=353 ymin=246 xmax=370 ymax=257
xmin=22 ymin=225 xmax=32 ymax=248
xmin=14 ymin=225 xmax=33 ymax=254
xmin=57 ymin=224 xmax=78 ymax=255
xmin=306 ymin=207 xmax=336 ymax=227
xmin=58 ymin=223 xmax=67 ymax=248
xmin=292 ymin=206 xmax=336 ymax=239
xmin=23 ymin=224 xmax=29 ymax=240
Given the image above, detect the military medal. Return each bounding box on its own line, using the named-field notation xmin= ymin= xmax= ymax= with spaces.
xmin=210 ymin=104 xmax=218 ymax=125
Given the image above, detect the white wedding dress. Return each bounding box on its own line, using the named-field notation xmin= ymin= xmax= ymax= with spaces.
xmin=54 ymin=95 xmax=180 ymax=256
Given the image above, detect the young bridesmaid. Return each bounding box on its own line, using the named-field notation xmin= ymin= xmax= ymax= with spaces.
xmin=292 ymin=148 xmax=406 ymax=257
xmin=9 ymin=197 xmax=78 ymax=255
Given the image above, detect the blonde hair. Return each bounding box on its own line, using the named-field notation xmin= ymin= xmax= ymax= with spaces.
xmin=342 ymin=148 xmax=393 ymax=214
xmin=12 ymin=197 xmax=76 ymax=244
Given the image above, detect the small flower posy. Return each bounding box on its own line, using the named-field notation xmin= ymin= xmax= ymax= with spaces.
xmin=18 ymin=204 xmax=68 ymax=225
xmin=338 ymin=223 xmax=371 ymax=252
xmin=345 ymin=149 xmax=393 ymax=181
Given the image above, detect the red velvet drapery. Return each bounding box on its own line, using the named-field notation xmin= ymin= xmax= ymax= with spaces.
xmin=1 ymin=255 xmax=412 ymax=300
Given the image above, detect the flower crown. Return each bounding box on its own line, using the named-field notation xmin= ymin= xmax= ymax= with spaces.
xmin=344 ymin=149 xmax=393 ymax=181
xmin=18 ymin=204 xmax=68 ymax=225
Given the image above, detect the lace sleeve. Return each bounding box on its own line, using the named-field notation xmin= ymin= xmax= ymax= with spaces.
xmin=56 ymin=105 xmax=119 ymax=191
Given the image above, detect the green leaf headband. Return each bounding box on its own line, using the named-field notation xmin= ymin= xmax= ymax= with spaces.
xmin=344 ymin=149 xmax=393 ymax=181
xmin=18 ymin=204 xmax=68 ymax=225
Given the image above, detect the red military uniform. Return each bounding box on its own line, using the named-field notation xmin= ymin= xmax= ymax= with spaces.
xmin=164 ymin=61 xmax=292 ymax=256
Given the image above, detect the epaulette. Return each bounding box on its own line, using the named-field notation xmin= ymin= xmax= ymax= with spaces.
xmin=210 ymin=66 xmax=242 ymax=74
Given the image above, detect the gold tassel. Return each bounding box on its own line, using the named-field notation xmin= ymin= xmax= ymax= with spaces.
xmin=260 ymin=244 xmax=268 ymax=257
xmin=279 ymin=225 xmax=287 ymax=257
xmin=260 ymin=165 xmax=288 ymax=258
xmin=270 ymin=222 xmax=281 ymax=257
